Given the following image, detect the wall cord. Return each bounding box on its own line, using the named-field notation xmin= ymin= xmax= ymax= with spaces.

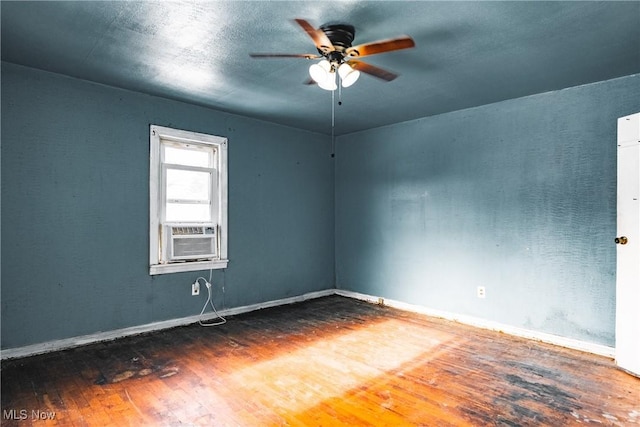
xmin=194 ymin=276 xmax=226 ymax=327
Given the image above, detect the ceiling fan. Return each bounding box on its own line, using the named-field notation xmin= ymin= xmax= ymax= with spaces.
xmin=250 ymin=19 xmax=415 ymax=90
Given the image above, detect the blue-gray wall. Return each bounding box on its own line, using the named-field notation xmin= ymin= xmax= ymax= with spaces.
xmin=3 ymin=61 xmax=639 ymax=351
xmin=335 ymin=74 xmax=640 ymax=347
xmin=1 ymin=62 xmax=335 ymax=349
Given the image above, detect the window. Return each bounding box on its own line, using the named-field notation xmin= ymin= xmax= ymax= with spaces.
xmin=149 ymin=125 xmax=228 ymax=275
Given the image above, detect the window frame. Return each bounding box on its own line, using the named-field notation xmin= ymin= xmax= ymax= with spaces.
xmin=149 ymin=125 xmax=228 ymax=275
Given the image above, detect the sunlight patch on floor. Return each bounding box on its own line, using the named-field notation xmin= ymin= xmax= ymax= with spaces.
xmin=228 ymin=318 xmax=454 ymax=416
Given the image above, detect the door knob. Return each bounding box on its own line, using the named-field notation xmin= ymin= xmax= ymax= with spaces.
xmin=615 ymin=236 xmax=628 ymax=245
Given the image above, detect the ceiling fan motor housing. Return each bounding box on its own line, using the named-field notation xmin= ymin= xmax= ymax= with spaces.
xmin=319 ymin=23 xmax=356 ymax=61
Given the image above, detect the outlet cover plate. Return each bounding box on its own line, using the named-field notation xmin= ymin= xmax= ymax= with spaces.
xmin=477 ymin=286 xmax=486 ymax=298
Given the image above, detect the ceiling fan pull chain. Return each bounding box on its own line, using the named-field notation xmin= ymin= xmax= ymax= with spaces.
xmin=331 ymin=88 xmax=336 ymax=158
xmin=332 ymin=88 xmax=335 ymax=129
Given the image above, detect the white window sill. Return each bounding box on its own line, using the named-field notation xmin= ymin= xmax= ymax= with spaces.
xmin=149 ymin=259 xmax=228 ymax=275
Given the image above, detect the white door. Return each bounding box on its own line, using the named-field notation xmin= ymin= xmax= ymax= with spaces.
xmin=616 ymin=112 xmax=640 ymax=377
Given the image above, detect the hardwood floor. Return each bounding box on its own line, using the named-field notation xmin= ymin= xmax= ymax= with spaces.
xmin=2 ymin=295 xmax=639 ymax=426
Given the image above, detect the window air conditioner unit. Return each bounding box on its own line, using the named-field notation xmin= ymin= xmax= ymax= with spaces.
xmin=163 ymin=224 xmax=217 ymax=262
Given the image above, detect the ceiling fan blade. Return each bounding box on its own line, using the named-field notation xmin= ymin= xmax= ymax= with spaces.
xmin=346 ymin=36 xmax=415 ymax=58
xmin=348 ymin=60 xmax=398 ymax=82
xmin=294 ymin=18 xmax=335 ymax=53
xmin=250 ymin=53 xmax=321 ymax=59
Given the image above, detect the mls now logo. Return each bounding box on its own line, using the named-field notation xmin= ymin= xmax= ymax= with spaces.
xmin=3 ymin=410 xmax=28 ymax=420
xmin=3 ymin=409 xmax=56 ymax=420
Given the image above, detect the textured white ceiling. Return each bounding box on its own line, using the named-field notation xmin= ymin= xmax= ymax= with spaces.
xmin=2 ymin=1 xmax=639 ymax=135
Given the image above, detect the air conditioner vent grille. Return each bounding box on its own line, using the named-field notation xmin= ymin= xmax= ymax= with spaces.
xmin=171 ymin=226 xmax=216 ymax=236
xmin=162 ymin=223 xmax=217 ymax=262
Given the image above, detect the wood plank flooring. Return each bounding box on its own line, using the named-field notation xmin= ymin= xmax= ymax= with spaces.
xmin=2 ymin=295 xmax=639 ymax=426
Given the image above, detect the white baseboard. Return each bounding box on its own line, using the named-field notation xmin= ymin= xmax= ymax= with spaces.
xmin=0 ymin=289 xmax=334 ymax=360
xmin=1 ymin=287 xmax=614 ymax=360
xmin=335 ymin=289 xmax=615 ymax=358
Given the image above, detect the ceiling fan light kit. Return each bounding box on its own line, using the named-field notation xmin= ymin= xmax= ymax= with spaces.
xmin=309 ymin=60 xmax=359 ymax=91
xmin=309 ymin=59 xmax=337 ymax=90
xmin=250 ymin=19 xmax=415 ymax=91
xmin=317 ymin=72 xmax=338 ymax=91
xmin=338 ymin=63 xmax=360 ymax=88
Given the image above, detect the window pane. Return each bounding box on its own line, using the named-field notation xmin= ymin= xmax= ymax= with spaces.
xmin=164 ymin=145 xmax=211 ymax=167
xmin=166 ymin=203 xmax=211 ymax=222
xmin=166 ymin=169 xmax=210 ymax=201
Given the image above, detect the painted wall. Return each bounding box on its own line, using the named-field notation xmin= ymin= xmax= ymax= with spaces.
xmin=1 ymin=62 xmax=335 ymax=349
xmin=336 ymin=74 xmax=640 ymax=346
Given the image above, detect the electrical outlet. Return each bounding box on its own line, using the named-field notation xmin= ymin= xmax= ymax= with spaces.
xmin=477 ymin=286 xmax=486 ymax=299
xmin=192 ymin=282 xmax=200 ymax=296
